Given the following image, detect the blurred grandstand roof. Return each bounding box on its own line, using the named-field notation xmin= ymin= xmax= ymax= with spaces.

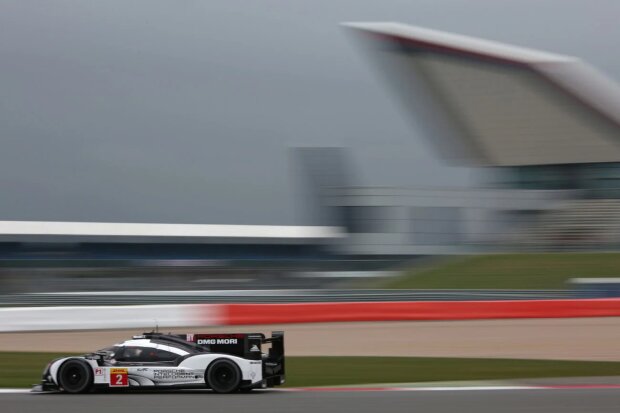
xmin=345 ymin=22 xmax=620 ymax=166
xmin=0 ymin=220 xmax=343 ymax=244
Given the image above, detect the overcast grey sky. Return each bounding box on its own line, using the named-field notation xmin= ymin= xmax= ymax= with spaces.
xmin=1 ymin=1 xmax=619 ymax=225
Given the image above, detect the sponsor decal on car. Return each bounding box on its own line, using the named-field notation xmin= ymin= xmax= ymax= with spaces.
xmin=197 ymin=338 xmax=238 ymax=345
xmin=152 ymin=369 xmax=200 ymax=380
xmin=110 ymin=368 xmax=129 ymax=387
xmin=95 ymin=368 xmax=104 ymax=376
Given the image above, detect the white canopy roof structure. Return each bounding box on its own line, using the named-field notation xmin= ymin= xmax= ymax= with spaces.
xmin=0 ymin=221 xmax=344 ymax=244
xmin=345 ymin=22 xmax=620 ymax=166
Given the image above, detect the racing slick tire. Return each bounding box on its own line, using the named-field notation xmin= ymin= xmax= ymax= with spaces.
xmin=206 ymin=359 xmax=242 ymax=394
xmin=57 ymin=359 xmax=93 ymax=394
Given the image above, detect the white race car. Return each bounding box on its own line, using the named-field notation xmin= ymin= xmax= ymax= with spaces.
xmin=33 ymin=331 xmax=285 ymax=394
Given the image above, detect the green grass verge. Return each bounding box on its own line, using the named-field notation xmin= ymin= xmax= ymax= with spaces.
xmin=285 ymin=357 xmax=620 ymax=387
xmin=3 ymin=352 xmax=620 ymax=388
xmin=382 ymin=253 xmax=620 ymax=289
xmin=0 ymin=352 xmax=79 ymax=388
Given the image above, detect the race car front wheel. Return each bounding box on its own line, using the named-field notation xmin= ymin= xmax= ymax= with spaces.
xmin=58 ymin=359 xmax=93 ymax=394
xmin=206 ymin=359 xmax=241 ymax=394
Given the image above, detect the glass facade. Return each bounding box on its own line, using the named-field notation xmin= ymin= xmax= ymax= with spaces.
xmin=494 ymin=163 xmax=620 ymax=196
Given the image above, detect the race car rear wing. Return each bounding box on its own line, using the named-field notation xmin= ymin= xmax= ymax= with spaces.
xmin=262 ymin=331 xmax=285 ymax=385
xmin=263 ymin=331 xmax=285 ymax=359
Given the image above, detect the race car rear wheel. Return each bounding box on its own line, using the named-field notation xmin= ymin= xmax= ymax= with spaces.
xmin=58 ymin=359 xmax=93 ymax=394
xmin=206 ymin=359 xmax=241 ymax=394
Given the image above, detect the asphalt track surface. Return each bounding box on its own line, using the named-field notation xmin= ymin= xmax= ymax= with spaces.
xmin=3 ymin=388 xmax=620 ymax=413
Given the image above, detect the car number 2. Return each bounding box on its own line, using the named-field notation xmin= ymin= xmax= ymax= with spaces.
xmin=110 ymin=368 xmax=129 ymax=387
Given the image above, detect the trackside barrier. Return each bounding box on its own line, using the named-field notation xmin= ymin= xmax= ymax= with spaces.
xmin=2 ymin=299 xmax=620 ymax=332
xmin=218 ymin=299 xmax=620 ymax=325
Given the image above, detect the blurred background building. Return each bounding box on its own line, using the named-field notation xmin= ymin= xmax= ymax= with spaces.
xmin=4 ymin=22 xmax=620 ymax=293
xmin=336 ymin=23 xmax=620 ymax=252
